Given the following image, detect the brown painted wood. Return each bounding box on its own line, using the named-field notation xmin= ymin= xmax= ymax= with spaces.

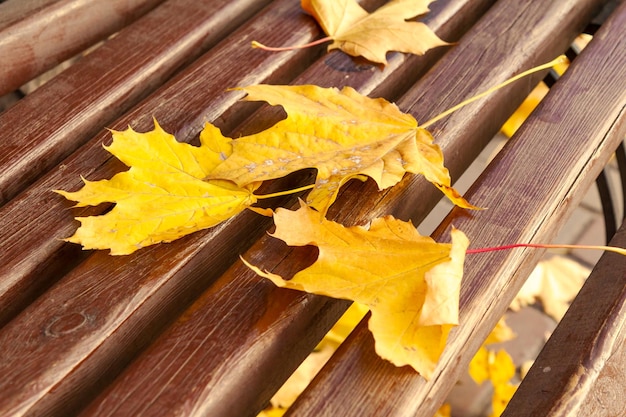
xmin=0 ymin=0 xmax=622 ymax=416
xmin=0 ymin=0 xmax=62 ymax=29
xmin=0 ymin=0 xmax=324 ymax=328
xmin=0 ymin=0 xmax=275 ymax=206
xmin=503 ymin=222 xmax=626 ymax=416
xmin=287 ymin=2 xmax=626 ymax=415
xmin=79 ymin=0 xmax=612 ymax=415
xmin=0 ymin=0 xmax=165 ymax=96
xmin=0 ymin=0 xmax=395 ymax=414
xmin=77 ymin=1 xmax=502 ymax=415
xmin=0 ymin=0 xmax=321 ymax=323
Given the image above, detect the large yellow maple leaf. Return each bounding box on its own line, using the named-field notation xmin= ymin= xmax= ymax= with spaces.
xmin=243 ymin=201 xmax=469 ymax=377
xmin=209 ymin=84 xmax=475 ymax=214
xmin=56 ymin=121 xmax=259 ymax=255
xmin=301 ymin=0 xmax=448 ymax=64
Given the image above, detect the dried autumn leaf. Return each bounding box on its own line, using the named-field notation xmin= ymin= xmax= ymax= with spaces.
xmin=301 ymin=0 xmax=448 ymax=64
xmin=468 ymin=319 xmax=518 ymax=417
xmin=509 ymin=255 xmax=589 ymax=321
xmin=483 ymin=317 xmax=516 ymax=346
xmin=469 ymin=348 xmax=516 ymax=385
xmin=209 ymin=84 xmax=475 ymax=214
xmin=243 ymin=201 xmax=469 ymax=377
xmin=56 ymin=120 xmax=259 ymax=255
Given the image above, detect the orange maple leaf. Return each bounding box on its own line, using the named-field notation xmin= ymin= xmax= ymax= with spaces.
xmin=301 ymin=0 xmax=449 ymax=64
xmin=209 ymin=84 xmax=476 ymax=214
xmin=243 ymin=201 xmax=469 ymax=377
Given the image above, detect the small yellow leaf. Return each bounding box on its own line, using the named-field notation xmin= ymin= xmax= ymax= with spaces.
xmin=483 ymin=318 xmax=516 ymax=346
xmin=56 ymin=120 xmax=258 ymax=255
xmin=490 ymin=382 xmax=518 ymax=417
xmin=243 ymin=201 xmax=469 ymax=377
xmin=209 ymin=84 xmax=475 ymax=214
xmin=301 ymin=0 xmax=449 ymax=64
xmin=435 ymin=403 xmax=452 ymax=417
xmin=469 ymin=347 xmax=516 ymax=386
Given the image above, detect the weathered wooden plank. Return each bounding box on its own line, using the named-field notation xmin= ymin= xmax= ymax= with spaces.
xmin=0 ymin=0 xmax=61 ymax=29
xmin=503 ymin=221 xmax=626 ymax=417
xmin=71 ymin=0 xmax=612 ymax=416
xmin=0 ymin=0 xmax=165 ymax=96
xmin=0 ymin=0 xmax=323 ymax=328
xmin=0 ymin=0 xmax=275 ymax=206
xmin=286 ymin=0 xmax=624 ymax=415
xmin=0 ymin=0 xmax=390 ymax=414
xmin=77 ymin=1 xmax=503 ymax=415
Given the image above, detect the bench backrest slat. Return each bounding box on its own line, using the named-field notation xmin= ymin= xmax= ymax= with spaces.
xmin=0 ymin=0 xmax=322 ymax=329
xmin=0 ymin=0 xmax=165 ymax=96
xmin=0 ymin=0 xmax=275 ymax=206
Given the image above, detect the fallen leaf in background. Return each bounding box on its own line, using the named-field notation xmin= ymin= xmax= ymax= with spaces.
xmin=465 ymin=319 xmax=518 ymax=417
xmin=264 ymin=302 xmax=368 ymax=413
xmin=435 ymin=403 xmax=452 ymax=417
xmin=209 ymin=84 xmax=475 ymax=214
xmin=510 ymin=256 xmax=590 ymax=321
xmin=301 ymin=0 xmax=449 ymax=64
xmin=244 ymin=201 xmax=469 ymax=378
xmin=469 ymin=348 xmax=518 ymax=417
xmin=500 ymin=82 xmax=550 ymax=137
xmin=320 ymin=302 xmax=369 ymax=347
xmin=483 ymin=317 xmax=517 ymax=346
xmin=56 ymin=121 xmax=259 ymax=255
xmin=490 ymin=382 xmax=518 ymax=417
xmin=260 ymin=302 xmax=452 ymax=417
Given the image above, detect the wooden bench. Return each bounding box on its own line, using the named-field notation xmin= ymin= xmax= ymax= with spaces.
xmin=0 ymin=0 xmax=624 ymax=416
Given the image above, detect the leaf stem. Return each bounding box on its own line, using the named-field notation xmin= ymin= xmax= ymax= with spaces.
xmin=251 ymin=36 xmax=333 ymax=52
xmin=421 ymin=55 xmax=568 ymax=129
xmin=255 ymin=183 xmax=315 ymax=199
xmin=466 ymin=242 xmax=626 ymax=256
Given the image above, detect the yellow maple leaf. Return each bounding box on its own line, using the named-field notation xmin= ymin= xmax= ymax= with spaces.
xmin=469 ymin=348 xmax=518 ymax=417
xmin=483 ymin=317 xmax=516 ymax=346
xmin=209 ymin=84 xmax=476 ymax=214
xmin=491 ymin=382 xmax=518 ymax=417
xmin=469 ymin=348 xmax=516 ymax=386
xmin=243 ymin=201 xmax=469 ymax=378
xmin=56 ymin=120 xmax=259 ymax=255
xmin=301 ymin=0 xmax=448 ymax=64
xmin=435 ymin=403 xmax=451 ymax=417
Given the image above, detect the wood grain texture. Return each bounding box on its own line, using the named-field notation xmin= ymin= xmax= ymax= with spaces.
xmin=77 ymin=1 xmax=502 ymax=415
xmin=0 ymin=0 xmax=165 ymax=96
xmin=286 ymin=0 xmax=624 ymax=415
xmin=0 ymin=0 xmax=622 ymax=416
xmin=503 ymin=223 xmax=626 ymax=416
xmin=0 ymin=0 xmax=322 ymax=328
xmin=0 ymin=0 xmax=62 ymax=29
xmin=0 ymin=0 xmax=274 ymax=206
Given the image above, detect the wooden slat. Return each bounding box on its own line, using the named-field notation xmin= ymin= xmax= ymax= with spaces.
xmin=0 ymin=0 xmax=165 ymax=96
xmin=0 ymin=0 xmax=391 ymax=414
xmin=287 ymin=0 xmax=625 ymax=416
xmin=0 ymin=0 xmax=61 ymax=29
xmin=72 ymin=0 xmax=611 ymax=416
xmin=76 ymin=1 xmax=504 ymax=415
xmin=1 ymin=1 xmax=621 ymax=417
xmin=503 ymin=222 xmax=626 ymax=416
xmin=0 ymin=0 xmax=323 ymax=330
xmin=0 ymin=0 xmax=275 ymax=206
